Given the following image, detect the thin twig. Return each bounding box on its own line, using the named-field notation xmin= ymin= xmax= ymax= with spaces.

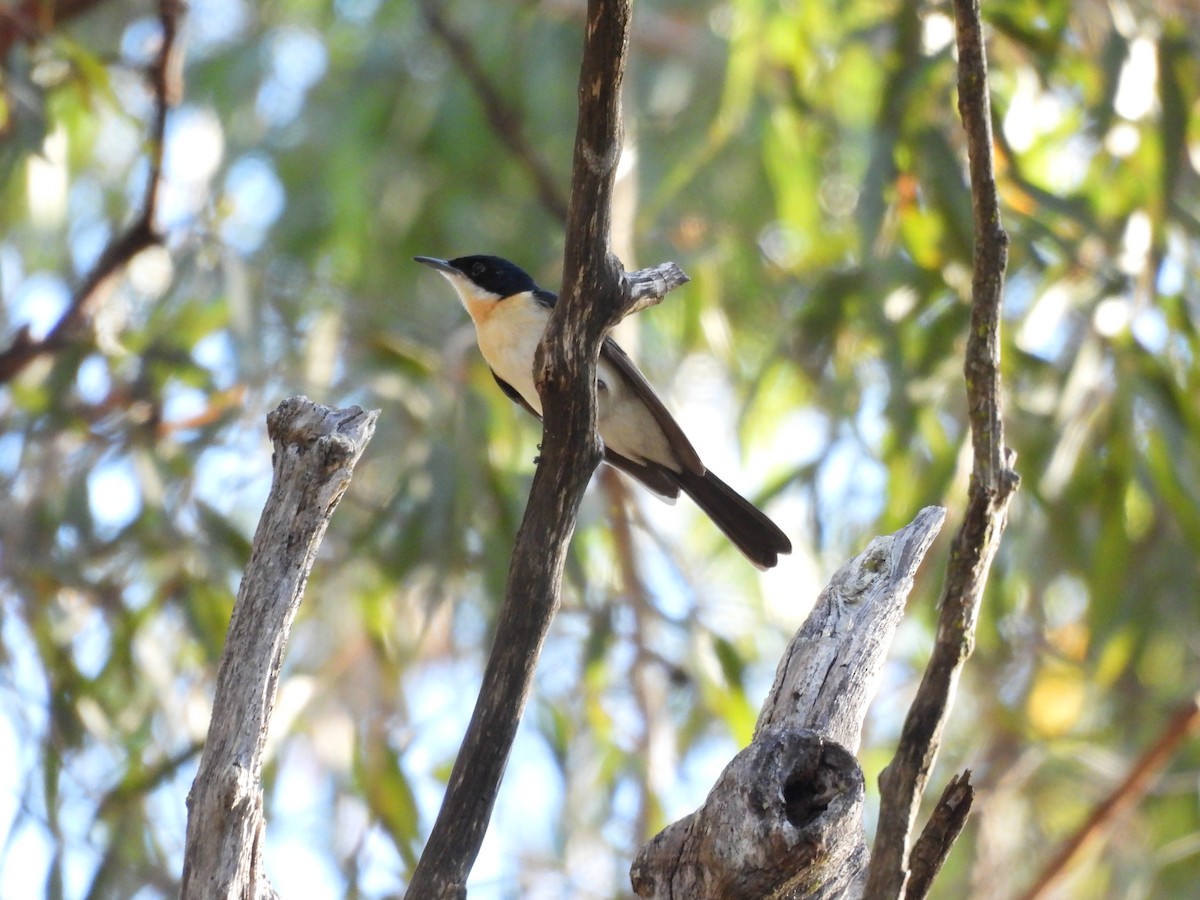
xmin=904 ymin=770 xmax=975 ymax=900
xmin=865 ymin=0 xmax=1019 ymax=895
xmin=1018 ymin=696 xmax=1200 ymax=900
xmin=419 ymin=0 xmax=570 ymax=223
xmin=0 ymin=0 xmax=182 ymax=384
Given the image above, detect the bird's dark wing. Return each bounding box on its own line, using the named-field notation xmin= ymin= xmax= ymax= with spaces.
xmin=603 ymin=448 xmax=681 ymax=499
xmin=491 ymin=371 xmax=540 ymax=419
xmin=600 ymin=336 xmax=704 ymax=476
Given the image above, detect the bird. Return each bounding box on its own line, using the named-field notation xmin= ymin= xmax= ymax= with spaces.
xmin=415 ymin=254 xmax=792 ymax=569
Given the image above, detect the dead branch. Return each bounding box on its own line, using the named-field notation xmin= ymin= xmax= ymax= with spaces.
xmin=180 ymin=398 xmax=378 ymax=900
xmin=632 ymin=508 xmax=946 ymax=899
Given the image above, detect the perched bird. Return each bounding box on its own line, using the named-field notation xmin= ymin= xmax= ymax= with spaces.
xmin=416 ymin=254 xmax=792 ymax=568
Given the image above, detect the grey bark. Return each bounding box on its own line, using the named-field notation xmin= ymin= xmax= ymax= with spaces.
xmin=631 ymin=507 xmax=945 ymax=900
xmin=180 ymin=398 xmax=378 ymax=899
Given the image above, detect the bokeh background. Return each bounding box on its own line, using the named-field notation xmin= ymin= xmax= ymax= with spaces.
xmin=1 ymin=0 xmax=1198 ymax=897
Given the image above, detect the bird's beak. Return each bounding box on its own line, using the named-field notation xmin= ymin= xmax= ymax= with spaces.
xmin=414 ymin=256 xmax=459 ymax=276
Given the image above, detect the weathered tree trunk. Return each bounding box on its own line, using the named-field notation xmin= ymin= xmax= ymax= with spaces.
xmin=631 ymin=507 xmax=946 ymax=899
xmin=180 ymin=398 xmax=377 ymax=899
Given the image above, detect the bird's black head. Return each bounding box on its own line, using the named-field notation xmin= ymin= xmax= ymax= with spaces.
xmin=447 ymin=255 xmax=537 ymax=298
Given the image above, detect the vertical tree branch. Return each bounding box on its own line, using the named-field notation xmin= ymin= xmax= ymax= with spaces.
xmin=180 ymin=399 xmax=378 ymax=899
xmin=865 ymin=0 xmax=1020 ymax=896
xmin=405 ymin=3 xmax=693 ymax=896
xmin=0 ymin=0 xmax=183 ymax=383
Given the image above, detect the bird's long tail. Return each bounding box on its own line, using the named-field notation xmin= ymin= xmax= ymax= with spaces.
xmin=675 ymin=469 xmax=792 ymax=570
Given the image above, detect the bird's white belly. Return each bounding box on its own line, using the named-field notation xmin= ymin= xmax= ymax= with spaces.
xmin=595 ymin=362 xmax=677 ymax=469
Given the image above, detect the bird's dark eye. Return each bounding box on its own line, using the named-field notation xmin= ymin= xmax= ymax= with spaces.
xmin=472 ymin=262 xmax=486 ymax=277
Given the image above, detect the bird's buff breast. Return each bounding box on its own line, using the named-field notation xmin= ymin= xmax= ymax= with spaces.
xmin=470 ymin=295 xmax=547 ymax=415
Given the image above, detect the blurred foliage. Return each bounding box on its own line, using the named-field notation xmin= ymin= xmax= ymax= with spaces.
xmin=1 ymin=0 xmax=1198 ymax=897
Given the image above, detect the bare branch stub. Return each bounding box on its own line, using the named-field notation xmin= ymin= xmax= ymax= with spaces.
xmin=904 ymin=771 xmax=975 ymax=900
xmin=0 ymin=0 xmax=184 ymax=384
xmin=622 ymin=262 xmax=690 ymax=320
xmin=755 ymin=506 xmax=945 ymax=753
xmin=865 ymin=0 xmax=1019 ymax=895
xmin=180 ymin=398 xmax=378 ymax=900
